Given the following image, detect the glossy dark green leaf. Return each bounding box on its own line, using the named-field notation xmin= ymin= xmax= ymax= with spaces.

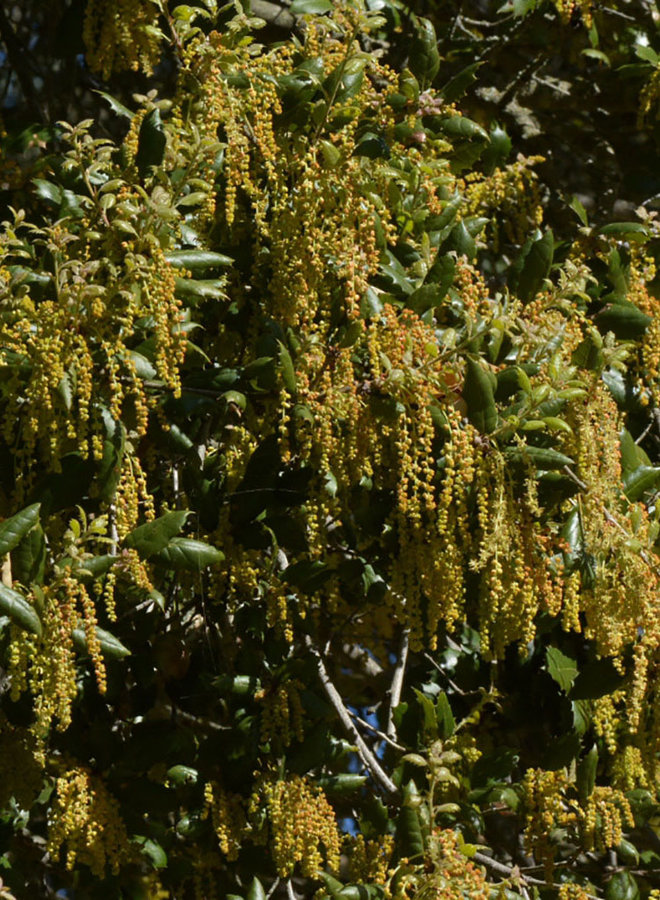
xmin=546 ymin=646 xmax=578 ymax=692
xmin=436 ymin=691 xmax=455 ymax=738
xmin=409 ymin=18 xmax=440 ymax=85
xmin=74 ymin=554 xmax=116 ymax=582
xmin=12 ymin=524 xmax=46 ymax=586
xmin=316 ymin=774 xmax=367 ymax=795
xmin=246 ymin=877 xmax=267 ymax=900
xmin=595 ymin=301 xmax=652 ymax=340
xmin=95 ymin=90 xmax=134 ymax=119
xmin=0 ymin=503 xmax=41 ymax=556
xmin=504 ymin=445 xmax=574 ymax=470
xmin=604 ymin=871 xmax=640 ymax=900
xmin=440 ymin=61 xmax=483 ymax=102
xmin=166 ymin=765 xmax=198 ymax=785
xmin=152 ymin=537 xmax=224 ymax=570
xmin=135 ymin=108 xmax=167 ymax=177
xmin=438 ymin=116 xmax=488 ymax=141
xmin=0 ymin=584 xmax=42 ymax=636
xmin=397 ymin=804 xmax=424 ymax=860
xmin=138 ymin=837 xmax=168 ymax=869
xmin=72 ymin=625 xmax=130 ymax=659
xmin=124 ymin=510 xmax=190 ymax=559
xmin=174 ymin=277 xmax=226 ymax=300
xmin=32 ymin=178 xmax=63 ymax=206
xmin=165 ymin=250 xmax=233 ymax=270
xmin=577 ymin=744 xmax=598 ymax=802
xmin=464 ymin=357 xmax=497 ymax=433
xmin=516 ymin=230 xmax=553 ymax=303
xmin=623 ymin=465 xmax=660 ymax=501
xmin=481 ymin=123 xmax=512 ymax=174
xmin=277 ymin=340 xmax=297 ymax=393
xmin=597 ymin=222 xmax=648 ymax=243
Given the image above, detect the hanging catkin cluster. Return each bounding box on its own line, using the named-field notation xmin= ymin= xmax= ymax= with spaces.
xmin=83 ymin=0 xmax=162 ymax=79
xmin=47 ymin=767 xmax=132 ymax=877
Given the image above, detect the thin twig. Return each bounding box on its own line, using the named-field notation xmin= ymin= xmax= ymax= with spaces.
xmin=424 ymin=652 xmax=481 ymax=697
xmin=473 ymin=851 xmax=600 ymax=899
xmin=265 ymin=878 xmax=280 ymax=900
xmin=304 ymin=635 xmax=399 ymax=798
xmin=286 ymin=879 xmax=296 ymax=900
xmin=348 ymin=708 xmax=406 ymax=752
xmin=386 ymin=629 xmax=409 ymax=739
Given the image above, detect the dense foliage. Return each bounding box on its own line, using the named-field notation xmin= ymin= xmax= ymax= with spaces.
xmin=4 ymin=1 xmax=660 ymax=898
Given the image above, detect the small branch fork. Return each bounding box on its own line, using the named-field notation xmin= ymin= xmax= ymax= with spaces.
xmin=472 ymin=852 xmax=600 ymax=900
xmin=304 ymin=635 xmax=399 ymax=799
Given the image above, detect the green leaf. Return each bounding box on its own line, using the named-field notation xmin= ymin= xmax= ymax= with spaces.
xmin=32 ymin=178 xmax=62 ymax=206
xmin=597 ymin=221 xmax=649 ymax=243
xmin=397 ymin=804 xmax=424 ymax=860
xmin=246 ymin=878 xmax=267 ymax=900
xmin=438 ymin=116 xmax=488 ymax=141
xmin=546 ymin=646 xmax=578 ymax=692
xmin=152 ymin=537 xmax=224 ymax=570
xmin=605 ymin=871 xmax=640 ymax=900
xmin=436 ymin=691 xmax=455 ymax=738
xmin=74 ymin=555 xmax=116 ymax=582
xmin=0 ymin=584 xmax=42 ymax=636
xmin=0 ymin=503 xmax=41 ymax=556
xmin=316 ymin=774 xmax=367 ymax=795
xmin=414 ymin=688 xmax=438 ymax=739
xmin=137 ymin=837 xmax=168 ymax=869
xmin=166 ymin=764 xmax=198 ymax=785
xmin=595 ymin=301 xmax=652 ymax=340
xmin=12 ymin=524 xmax=46 ymax=586
xmin=569 ymin=195 xmax=589 ymax=226
xmin=623 ymin=465 xmax=660 ymax=501
xmin=409 ymin=17 xmax=440 ymax=86
xmin=165 ymin=250 xmax=233 ymax=270
xmin=72 ymin=625 xmax=130 ymax=659
xmin=577 ymin=744 xmax=598 ymax=802
xmin=440 ymin=61 xmax=483 ymax=102
xmin=464 ymin=357 xmax=497 ymax=433
xmin=516 ymin=230 xmax=554 ymax=303
xmin=290 ymin=0 xmax=332 ymax=13
xmin=504 ymin=445 xmax=575 ymax=470
xmin=174 ymin=277 xmax=226 ymax=300
xmin=95 ymin=90 xmax=134 ymax=120
xmin=277 ymin=340 xmax=297 ymax=394
xmin=135 ymin=108 xmax=167 ymax=178
xmin=124 ymin=510 xmax=190 ymax=559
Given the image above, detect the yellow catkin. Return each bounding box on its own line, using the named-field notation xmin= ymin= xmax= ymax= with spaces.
xmin=257 ymin=775 xmax=341 ymax=877
xmin=47 ymin=768 xmax=132 ymax=877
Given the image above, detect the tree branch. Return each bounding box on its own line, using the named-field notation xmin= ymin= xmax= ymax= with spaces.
xmin=386 ymin=629 xmax=409 ymax=739
xmin=472 ymin=851 xmax=600 ymax=899
xmin=304 ymin=635 xmax=399 ymax=798
xmin=348 ymin=707 xmax=406 ymax=752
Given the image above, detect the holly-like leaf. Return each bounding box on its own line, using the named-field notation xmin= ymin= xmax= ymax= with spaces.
xmin=516 ymin=229 xmax=554 ymax=303
xmin=124 ymin=510 xmax=190 ymax=559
